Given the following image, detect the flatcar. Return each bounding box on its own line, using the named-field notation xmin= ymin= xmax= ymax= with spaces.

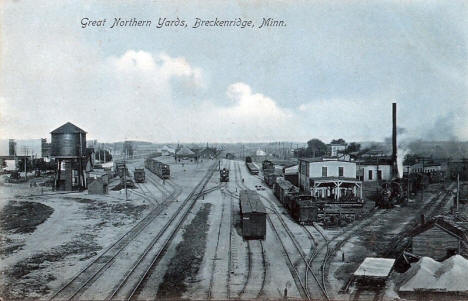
xmin=246 ymin=162 xmax=259 ymax=175
xmin=145 ymin=158 xmax=170 ymax=179
xmin=239 ymin=190 xmax=266 ymax=239
xmin=134 ymin=168 xmax=145 ymax=183
xmin=220 ymin=168 xmax=229 ymax=182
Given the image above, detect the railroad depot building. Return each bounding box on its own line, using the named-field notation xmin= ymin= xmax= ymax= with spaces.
xmin=298 ymin=158 xmax=363 ymax=201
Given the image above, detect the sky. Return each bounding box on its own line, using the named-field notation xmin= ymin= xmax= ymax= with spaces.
xmin=1 ymin=0 xmax=467 ymax=143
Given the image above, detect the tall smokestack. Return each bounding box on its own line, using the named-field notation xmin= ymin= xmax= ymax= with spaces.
xmin=392 ymin=102 xmax=399 ymax=178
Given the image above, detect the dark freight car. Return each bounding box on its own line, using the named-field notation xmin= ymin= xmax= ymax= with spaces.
xmin=239 ymin=190 xmax=266 ymax=239
xmin=144 ymin=158 xmax=170 ymax=179
xmin=134 ymin=168 xmax=145 ymax=183
xmin=274 ymin=177 xmax=298 ymax=209
xmin=262 ymin=160 xmax=274 ymax=171
xmin=264 ymin=171 xmax=282 ymax=187
xmin=290 ymin=195 xmax=317 ymax=224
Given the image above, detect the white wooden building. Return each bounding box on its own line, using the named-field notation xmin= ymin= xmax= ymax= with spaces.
xmin=329 ymin=143 xmax=347 ymax=157
xmin=298 ymin=158 xmax=362 ymax=201
xmin=357 ymin=157 xmax=393 ymax=181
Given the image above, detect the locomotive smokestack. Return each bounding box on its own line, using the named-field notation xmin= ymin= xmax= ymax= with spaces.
xmin=392 ymin=102 xmax=399 ymax=178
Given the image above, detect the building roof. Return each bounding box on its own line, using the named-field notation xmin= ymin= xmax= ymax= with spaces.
xmin=176 ymin=146 xmax=195 ymax=156
xmin=411 ymin=216 xmax=468 ymax=241
xmin=240 ymin=190 xmax=266 ymax=214
xmin=330 ymin=142 xmax=347 ymax=146
xmin=284 ymin=165 xmax=298 ymax=175
xmin=357 ymin=156 xmax=393 ymax=166
xmin=51 ymin=122 xmax=86 ymax=134
xmin=310 ymin=176 xmax=361 ymax=183
xmin=300 ymin=157 xmax=354 ymax=164
xmin=353 ymin=257 xmax=395 ymax=278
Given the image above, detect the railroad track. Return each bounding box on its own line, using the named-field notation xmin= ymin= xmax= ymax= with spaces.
xmin=237 ymin=161 xmax=332 ymax=300
xmin=110 ymin=162 xmax=218 ymax=301
xmin=232 ymin=162 xmax=267 ymax=300
xmin=145 ymin=171 xmax=172 ymax=198
xmin=49 ymin=182 xmax=182 ymax=301
xmin=226 ymin=160 xmax=233 ymax=300
xmin=133 ymin=183 xmax=159 ymax=205
xmin=207 ymin=201 xmax=226 ymax=300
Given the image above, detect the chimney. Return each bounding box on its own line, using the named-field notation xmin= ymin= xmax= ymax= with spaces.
xmin=392 ymin=102 xmax=399 ymax=178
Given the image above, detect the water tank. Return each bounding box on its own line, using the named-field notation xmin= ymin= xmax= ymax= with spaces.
xmin=50 ymin=122 xmax=87 ymax=157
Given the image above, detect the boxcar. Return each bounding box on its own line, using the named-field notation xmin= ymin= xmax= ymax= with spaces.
xmin=220 ymin=168 xmax=229 ymax=182
xmin=262 ymin=160 xmax=274 ymax=171
xmin=274 ymin=177 xmax=299 ymax=209
xmin=134 ymin=168 xmax=145 ymax=183
xmin=239 ymin=190 xmax=266 ymax=239
xmin=264 ymin=172 xmax=282 ymax=187
xmin=290 ymin=195 xmax=317 ymax=224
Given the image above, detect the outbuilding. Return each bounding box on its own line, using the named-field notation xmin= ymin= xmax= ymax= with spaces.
xmin=409 ymin=216 xmax=468 ymax=260
xmin=88 ymin=177 xmax=108 ymax=195
xmin=352 ymin=257 xmax=395 ymax=287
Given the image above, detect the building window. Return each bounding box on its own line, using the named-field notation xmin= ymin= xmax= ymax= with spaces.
xmin=338 ymin=167 xmax=344 ymax=177
xmin=377 ymin=170 xmax=382 ymax=180
xmin=322 ymin=166 xmax=327 ymax=177
xmin=368 ymin=170 xmax=373 ymax=180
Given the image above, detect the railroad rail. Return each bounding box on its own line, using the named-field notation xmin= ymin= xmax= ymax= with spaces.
xmin=49 ymin=182 xmax=182 ymax=301
xmin=121 ymin=162 xmax=217 ymax=301
xmin=231 ymin=162 xmax=268 ymax=300
xmin=207 ymin=201 xmax=226 ymax=299
xmin=237 ymin=161 xmax=328 ymax=301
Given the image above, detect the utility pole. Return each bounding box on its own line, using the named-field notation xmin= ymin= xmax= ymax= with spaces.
xmin=457 ymin=173 xmax=460 ymax=211
xmin=407 ymin=165 xmax=410 ymax=203
xmin=421 ymin=158 xmax=425 ymax=203
xmin=123 ymin=139 xmax=128 ymax=201
xmin=24 ymin=147 xmax=28 ymax=180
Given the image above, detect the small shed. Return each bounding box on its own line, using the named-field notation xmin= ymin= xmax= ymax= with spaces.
xmin=88 ymin=177 xmax=108 ymax=195
xmin=410 ymin=216 xmax=468 ymax=261
xmin=353 ymin=257 xmax=395 ymax=286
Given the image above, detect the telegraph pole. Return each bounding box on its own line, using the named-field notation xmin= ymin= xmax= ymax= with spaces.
xmin=457 ymin=173 xmax=460 ymax=211
xmin=24 ymin=147 xmax=28 ymax=180
xmin=124 ymin=140 xmax=128 ymax=201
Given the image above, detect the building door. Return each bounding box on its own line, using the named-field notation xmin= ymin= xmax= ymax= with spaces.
xmin=368 ymin=170 xmax=373 ymax=180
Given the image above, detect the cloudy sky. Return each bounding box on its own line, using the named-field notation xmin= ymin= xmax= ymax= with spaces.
xmin=1 ymin=0 xmax=467 ymax=143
